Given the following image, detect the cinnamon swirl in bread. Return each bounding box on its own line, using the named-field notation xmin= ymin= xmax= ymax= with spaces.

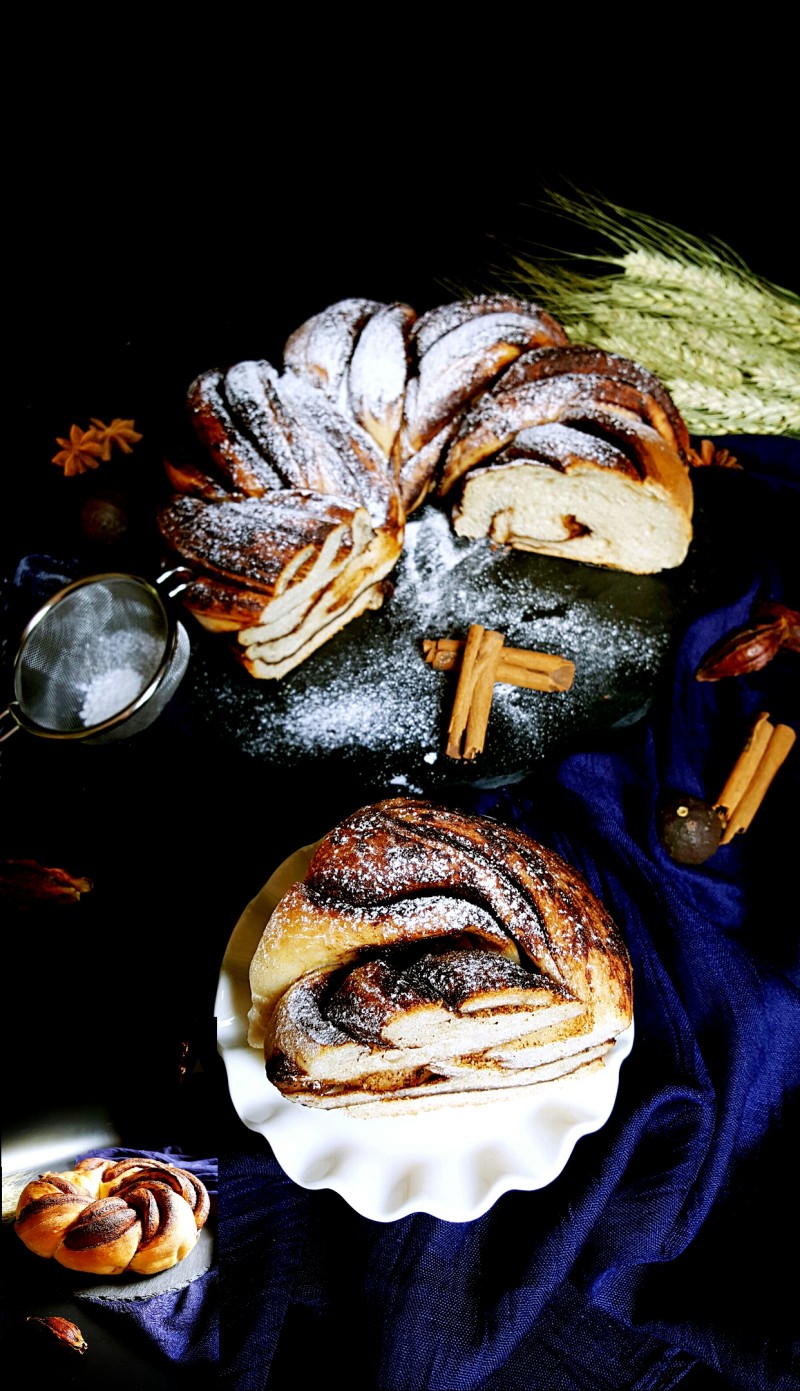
xmin=392 ymin=295 xmax=570 ymax=512
xmin=248 ymin=798 xmax=633 ymax=1114
xmin=14 ymin=1157 xmax=210 ymax=1276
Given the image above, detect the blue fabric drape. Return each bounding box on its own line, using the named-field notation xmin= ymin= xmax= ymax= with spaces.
xmin=219 ymin=438 xmax=799 ymax=1391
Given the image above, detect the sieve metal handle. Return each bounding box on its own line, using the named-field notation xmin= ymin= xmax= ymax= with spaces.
xmin=156 ymin=567 xmax=193 ymax=601
xmin=0 ymin=706 xmax=21 ymax=743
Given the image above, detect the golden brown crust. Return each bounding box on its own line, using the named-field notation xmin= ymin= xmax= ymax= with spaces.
xmin=283 ymin=297 xmax=386 ymax=393
xmin=187 ymin=367 xmax=288 ymax=495
xmin=397 ymin=305 xmax=570 ymax=459
xmin=495 ymin=345 xmax=692 ymax=459
xmin=408 ymin=296 xmax=569 ymax=359
xmin=439 ymin=369 xmax=693 ymax=498
xmin=160 ymin=307 xmax=412 ymax=680
xmin=14 ymin=1158 xmax=210 ymax=1276
xmin=156 ymin=490 xmax=403 ymax=675
xmin=158 ymin=492 xmax=367 ymax=597
xmin=346 ymin=301 xmax=417 ymax=456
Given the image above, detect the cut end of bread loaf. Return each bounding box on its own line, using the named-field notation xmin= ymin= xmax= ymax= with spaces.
xmin=454 ymin=458 xmax=692 ymax=573
xmin=452 ymin=421 xmax=693 ymax=574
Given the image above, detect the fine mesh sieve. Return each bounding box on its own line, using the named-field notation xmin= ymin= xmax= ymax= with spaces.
xmin=1 ymin=569 xmax=192 ymax=744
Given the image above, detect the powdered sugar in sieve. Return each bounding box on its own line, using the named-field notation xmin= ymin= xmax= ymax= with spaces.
xmin=77 ymin=631 xmax=166 ymax=727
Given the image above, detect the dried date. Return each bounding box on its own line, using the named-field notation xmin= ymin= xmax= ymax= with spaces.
xmin=695 ymin=604 xmax=799 ymax=682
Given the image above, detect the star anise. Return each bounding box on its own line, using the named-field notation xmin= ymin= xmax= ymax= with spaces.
xmin=51 ymin=423 xmax=104 ymax=477
xmin=692 ymin=439 xmax=741 ymax=470
xmin=89 ymin=416 xmax=143 ymax=460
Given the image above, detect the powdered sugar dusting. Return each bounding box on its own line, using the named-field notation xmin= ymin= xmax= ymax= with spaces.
xmin=283 ymin=298 xmax=382 ymax=395
xmin=347 ymin=303 xmax=413 ymax=424
xmin=182 ymin=498 xmax=679 ymax=793
xmin=77 ymin=631 xmax=164 ymax=728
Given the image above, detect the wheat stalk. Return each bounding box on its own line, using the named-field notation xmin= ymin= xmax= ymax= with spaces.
xmin=539 ymin=188 xmax=798 ymax=312
xmin=748 ymin=358 xmax=800 ymax=402
xmin=666 ymin=379 xmax=800 ymax=435
xmin=617 ymin=250 xmax=800 ymax=335
xmin=562 ymin=316 xmax=746 ymax=388
xmin=561 ymin=313 xmax=800 ymax=391
xmin=511 ymin=253 xmax=799 ymax=348
xmin=476 ymin=188 xmax=800 ymax=437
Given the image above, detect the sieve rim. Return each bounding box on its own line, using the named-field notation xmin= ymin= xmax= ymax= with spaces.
xmin=9 ymin=572 xmax=180 ymax=740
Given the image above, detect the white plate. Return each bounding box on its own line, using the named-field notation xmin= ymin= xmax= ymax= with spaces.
xmin=215 ymin=841 xmax=634 ymax=1224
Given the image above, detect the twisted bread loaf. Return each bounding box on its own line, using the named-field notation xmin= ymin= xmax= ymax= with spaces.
xmin=159 ymin=296 xmax=694 ymax=678
xmin=14 ymin=1156 xmax=210 ymax=1276
xmin=248 ymin=798 xmax=633 ymax=1114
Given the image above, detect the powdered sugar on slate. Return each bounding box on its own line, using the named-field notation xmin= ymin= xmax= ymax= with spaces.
xmin=182 ymin=500 xmax=677 ymax=793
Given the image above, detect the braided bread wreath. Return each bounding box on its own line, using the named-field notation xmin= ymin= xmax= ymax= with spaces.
xmin=157 ymin=295 xmax=696 ymax=681
xmin=14 ymin=1156 xmax=210 ymax=1276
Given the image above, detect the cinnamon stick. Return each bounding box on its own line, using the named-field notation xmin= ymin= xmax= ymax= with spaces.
xmin=498 ymin=650 xmax=575 ymax=692
xmin=718 ymin=720 xmax=796 ymax=843
xmin=446 ymin=626 xmax=505 ymax=760
xmin=463 ymin=629 xmax=505 ymax=760
xmin=423 ymin=636 xmax=461 ymax=670
xmin=424 ymin=638 xmax=575 ymax=692
xmin=714 ymin=712 xmax=773 ymax=822
xmin=446 ymin=625 xmax=486 ymax=758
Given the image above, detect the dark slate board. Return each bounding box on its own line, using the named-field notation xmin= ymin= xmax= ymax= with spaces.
xmin=175 ymin=496 xmax=695 ymax=798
